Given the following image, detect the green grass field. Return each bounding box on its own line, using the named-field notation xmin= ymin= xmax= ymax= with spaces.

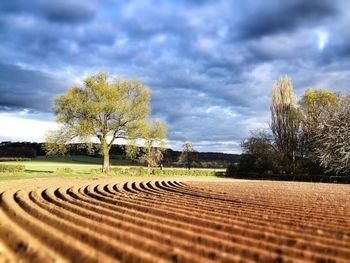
xmin=0 ymin=155 xmax=223 ymax=179
xmin=1 ymin=155 xmax=135 ymax=171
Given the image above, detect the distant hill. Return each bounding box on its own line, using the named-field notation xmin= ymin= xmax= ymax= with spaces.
xmin=0 ymin=141 xmax=240 ymax=168
xmin=162 ymin=149 xmax=240 ymax=168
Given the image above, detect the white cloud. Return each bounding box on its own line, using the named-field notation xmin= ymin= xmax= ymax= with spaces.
xmin=0 ymin=113 xmax=57 ymax=142
xmin=317 ymin=30 xmax=328 ymax=50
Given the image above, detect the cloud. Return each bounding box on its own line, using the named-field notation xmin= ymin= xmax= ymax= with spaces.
xmin=232 ymin=0 xmax=337 ymax=40
xmin=0 ymin=0 xmax=349 ymax=153
xmin=0 ymin=0 xmax=97 ymax=24
xmin=0 ymin=63 xmax=69 ymax=112
xmin=0 ymin=112 xmax=57 ymax=142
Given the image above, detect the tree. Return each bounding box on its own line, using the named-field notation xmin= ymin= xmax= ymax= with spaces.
xmin=179 ymin=141 xmax=196 ymax=170
xmin=139 ymin=119 xmax=167 ymax=171
xmin=44 ymin=72 xmax=150 ymax=173
xmin=299 ymin=88 xmax=337 ymax=158
xmin=240 ymin=130 xmax=277 ymax=174
xmin=313 ymin=96 xmax=350 ymax=174
xmin=270 ymin=76 xmax=301 ymax=173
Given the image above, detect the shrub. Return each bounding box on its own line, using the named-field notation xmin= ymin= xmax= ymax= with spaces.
xmin=109 ymin=167 xmax=148 ymax=176
xmin=329 ymin=176 xmax=350 ymax=184
xmin=226 ymin=163 xmax=240 ymax=176
xmin=0 ymin=164 xmax=25 ymax=173
xmin=155 ymin=169 xmax=216 ymax=177
xmin=56 ymin=167 xmax=74 ymax=174
xmin=92 ymin=167 xmax=217 ymax=177
xmin=90 ymin=168 xmax=102 ymax=174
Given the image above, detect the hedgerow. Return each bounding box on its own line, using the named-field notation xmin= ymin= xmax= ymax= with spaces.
xmin=91 ymin=167 xmax=217 ymax=176
xmin=0 ymin=164 xmax=25 ymax=173
xmin=0 ymin=157 xmax=31 ymax=162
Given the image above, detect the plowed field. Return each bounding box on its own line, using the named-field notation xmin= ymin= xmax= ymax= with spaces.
xmin=0 ymin=177 xmax=349 ymax=262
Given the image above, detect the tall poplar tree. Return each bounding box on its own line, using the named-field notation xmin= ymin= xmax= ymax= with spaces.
xmin=271 ymin=76 xmax=301 ymax=173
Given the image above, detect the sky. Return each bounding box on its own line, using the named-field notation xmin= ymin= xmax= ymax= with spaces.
xmin=0 ymin=0 xmax=349 ymax=153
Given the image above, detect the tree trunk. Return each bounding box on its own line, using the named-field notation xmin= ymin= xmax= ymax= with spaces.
xmin=102 ymin=144 xmax=110 ymax=173
xmin=187 ymin=156 xmax=191 ymax=170
xmin=292 ymin=150 xmax=296 ymax=174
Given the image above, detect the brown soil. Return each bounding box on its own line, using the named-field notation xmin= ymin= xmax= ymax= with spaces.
xmin=0 ymin=177 xmax=349 ymax=262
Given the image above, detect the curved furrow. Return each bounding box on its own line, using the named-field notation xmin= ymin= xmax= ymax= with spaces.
xmin=49 ymin=186 xmax=238 ymax=262
xmin=60 ymin=187 xmax=254 ymax=262
xmin=155 ymin=181 xmax=350 ymax=234
xmin=131 ymin=181 xmax=152 ymax=195
xmin=91 ymin=183 xmax=348 ymax=262
xmin=104 ymin=181 xmax=350 ymax=253
xmin=146 ymin=181 xmax=165 ymax=193
xmin=103 ymin=185 xmax=324 ymax=260
xmin=2 ymin=190 xmax=116 ymax=262
xmin=32 ymin=188 xmax=168 ymax=263
xmin=175 ymin=182 xmax=350 ymax=218
xmin=137 ymin=181 xmax=350 ymax=242
xmin=156 ymin=181 xmax=350 ymax=246
xmin=116 ymin=182 xmax=350 ymax=259
xmin=172 ymin=181 xmax=187 ymax=187
xmin=140 ymin=181 xmax=162 ymax=194
xmin=0 ymin=193 xmax=64 ymax=263
xmin=168 ymin=181 xmax=230 ymax=197
xmin=158 ymin=181 xmax=350 ymax=225
xmin=82 ymin=184 xmax=303 ymax=262
xmin=169 ymin=181 xmax=350 ymax=211
xmin=82 ymin=184 xmax=302 ymax=262
xmin=1 ymin=180 xmax=348 ymax=262
xmin=122 ymin=182 xmax=137 ymax=194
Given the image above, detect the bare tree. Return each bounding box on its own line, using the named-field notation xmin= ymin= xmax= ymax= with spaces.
xmin=179 ymin=141 xmax=196 ymax=170
xmin=313 ymin=96 xmax=350 ymax=174
xmin=270 ymin=76 xmax=301 ymax=173
xmin=139 ymin=119 xmax=167 ymax=172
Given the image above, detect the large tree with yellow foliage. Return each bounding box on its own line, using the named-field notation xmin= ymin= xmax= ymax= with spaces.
xmin=45 ymin=72 xmax=151 ymax=173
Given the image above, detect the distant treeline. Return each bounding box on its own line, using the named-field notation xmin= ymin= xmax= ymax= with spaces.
xmin=0 ymin=141 xmax=240 ymax=168
xmin=162 ymin=150 xmax=240 ymax=168
xmin=0 ymin=142 xmax=45 ymax=158
xmin=0 ymin=141 xmax=126 ymax=158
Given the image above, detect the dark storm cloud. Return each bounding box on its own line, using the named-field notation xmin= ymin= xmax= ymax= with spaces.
xmin=234 ymin=0 xmax=337 ymax=40
xmin=0 ymin=63 xmax=67 ymax=112
xmin=0 ymin=0 xmax=349 ymax=152
xmin=0 ymin=0 xmax=97 ymax=23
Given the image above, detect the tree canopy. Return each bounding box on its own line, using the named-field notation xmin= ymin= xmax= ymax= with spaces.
xmin=139 ymin=119 xmax=167 ymax=170
xmin=179 ymin=141 xmax=197 ymax=170
xmin=45 ymin=72 xmax=152 ymax=172
xmin=299 ymin=88 xmax=338 ymax=158
xmin=300 ymin=88 xmax=337 ymax=125
xmin=270 ymin=76 xmax=301 ymax=173
xmin=313 ymin=96 xmax=350 ymax=174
